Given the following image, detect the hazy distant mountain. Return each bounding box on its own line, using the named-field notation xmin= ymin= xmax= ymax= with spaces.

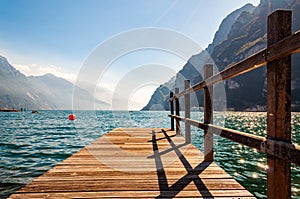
xmin=0 ymin=55 xmax=109 ymax=110
xmin=143 ymin=0 xmax=300 ymax=111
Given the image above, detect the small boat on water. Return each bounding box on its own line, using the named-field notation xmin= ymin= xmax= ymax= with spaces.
xmin=0 ymin=108 xmax=20 ymax=112
xmin=31 ymin=110 xmax=39 ymax=114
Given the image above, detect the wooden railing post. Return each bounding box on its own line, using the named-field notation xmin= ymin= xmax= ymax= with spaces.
xmin=204 ymin=64 xmax=214 ymax=162
xmin=175 ymin=88 xmax=181 ymax=135
xmin=267 ymin=10 xmax=292 ymax=199
xmin=184 ymin=80 xmax=191 ymax=143
xmin=170 ymin=92 xmax=174 ymax=131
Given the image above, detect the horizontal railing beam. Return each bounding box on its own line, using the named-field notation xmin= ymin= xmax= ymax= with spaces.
xmin=169 ymin=30 xmax=300 ymax=101
xmin=169 ymin=114 xmax=300 ymax=165
xmin=266 ymin=30 xmax=300 ymax=62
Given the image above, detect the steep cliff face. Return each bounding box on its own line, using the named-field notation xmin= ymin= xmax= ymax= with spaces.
xmin=142 ymin=3 xmax=255 ymax=111
xmin=142 ymin=0 xmax=300 ymax=111
xmin=207 ymin=3 xmax=256 ymax=54
xmin=213 ymin=0 xmax=300 ymax=110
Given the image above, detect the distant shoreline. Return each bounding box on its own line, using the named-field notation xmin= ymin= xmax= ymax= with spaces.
xmin=1 ymin=109 xmax=299 ymax=113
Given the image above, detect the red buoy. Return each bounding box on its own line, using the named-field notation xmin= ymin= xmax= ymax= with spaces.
xmin=68 ymin=114 xmax=76 ymax=120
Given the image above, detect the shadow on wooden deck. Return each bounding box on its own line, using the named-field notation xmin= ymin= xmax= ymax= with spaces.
xmin=151 ymin=129 xmax=212 ymax=198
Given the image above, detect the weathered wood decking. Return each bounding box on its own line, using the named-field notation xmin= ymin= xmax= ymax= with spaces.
xmin=9 ymin=128 xmax=254 ymax=198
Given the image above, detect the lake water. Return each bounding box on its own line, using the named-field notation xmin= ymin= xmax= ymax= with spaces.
xmin=0 ymin=110 xmax=299 ymax=198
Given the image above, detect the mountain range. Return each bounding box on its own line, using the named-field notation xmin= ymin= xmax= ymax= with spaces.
xmin=2 ymin=0 xmax=300 ymax=111
xmin=142 ymin=0 xmax=300 ymax=111
xmin=0 ymin=55 xmax=109 ymax=110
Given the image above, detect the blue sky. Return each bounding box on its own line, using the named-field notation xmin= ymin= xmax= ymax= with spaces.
xmin=0 ymin=0 xmax=260 ymax=109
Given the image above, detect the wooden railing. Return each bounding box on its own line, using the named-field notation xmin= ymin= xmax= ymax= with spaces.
xmin=168 ymin=10 xmax=300 ymax=199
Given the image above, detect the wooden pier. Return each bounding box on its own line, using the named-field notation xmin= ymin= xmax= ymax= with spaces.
xmin=9 ymin=128 xmax=254 ymax=198
xmin=8 ymin=10 xmax=300 ymax=199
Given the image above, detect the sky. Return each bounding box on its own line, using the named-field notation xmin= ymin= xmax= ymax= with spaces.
xmin=0 ymin=0 xmax=260 ymax=110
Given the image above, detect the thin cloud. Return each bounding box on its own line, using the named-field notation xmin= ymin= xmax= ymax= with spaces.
xmin=14 ymin=63 xmax=77 ymax=83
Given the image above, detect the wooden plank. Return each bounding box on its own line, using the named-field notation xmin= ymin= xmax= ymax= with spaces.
xmin=184 ymin=80 xmax=191 ymax=143
xmin=204 ymin=64 xmax=214 ymax=162
xmin=169 ymin=114 xmax=300 ymax=165
xmin=267 ymin=10 xmax=292 ymax=199
xmin=170 ymin=92 xmax=175 ymax=130
xmin=175 ymin=88 xmax=181 ymax=135
xmin=9 ymin=128 xmax=253 ymax=198
xmin=9 ymin=191 xmax=256 ymax=198
xmin=266 ymin=30 xmax=300 ymax=62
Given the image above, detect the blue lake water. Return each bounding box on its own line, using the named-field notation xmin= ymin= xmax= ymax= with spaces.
xmin=0 ymin=110 xmax=299 ymax=198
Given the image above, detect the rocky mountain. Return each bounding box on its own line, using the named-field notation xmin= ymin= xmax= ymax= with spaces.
xmin=142 ymin=0 xmax=300 ymax=111
xmin=0 ymin=55 xmax=109 ymax=110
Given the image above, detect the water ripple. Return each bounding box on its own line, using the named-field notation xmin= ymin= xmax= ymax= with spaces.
xmin=0 ymin=111 xmax=299 ymax=198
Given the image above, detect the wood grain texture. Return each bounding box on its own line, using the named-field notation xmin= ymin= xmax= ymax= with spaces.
xmin=204 ymin=64 xmax=214 ymax=162
xmin=175 ymin=88 xmax=181 ymax=136
xmin=170 ymin=92 xmax=175 ymax=131
xmin=169 ymin=114 xmax=300 ymax=165
xmin=184 ymin=80 xmax=191 ymax=144
xmin=267 ymin=10 xmax=292 ymax=199
xmin=9 ymin=128 xmax=253 ymax=198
